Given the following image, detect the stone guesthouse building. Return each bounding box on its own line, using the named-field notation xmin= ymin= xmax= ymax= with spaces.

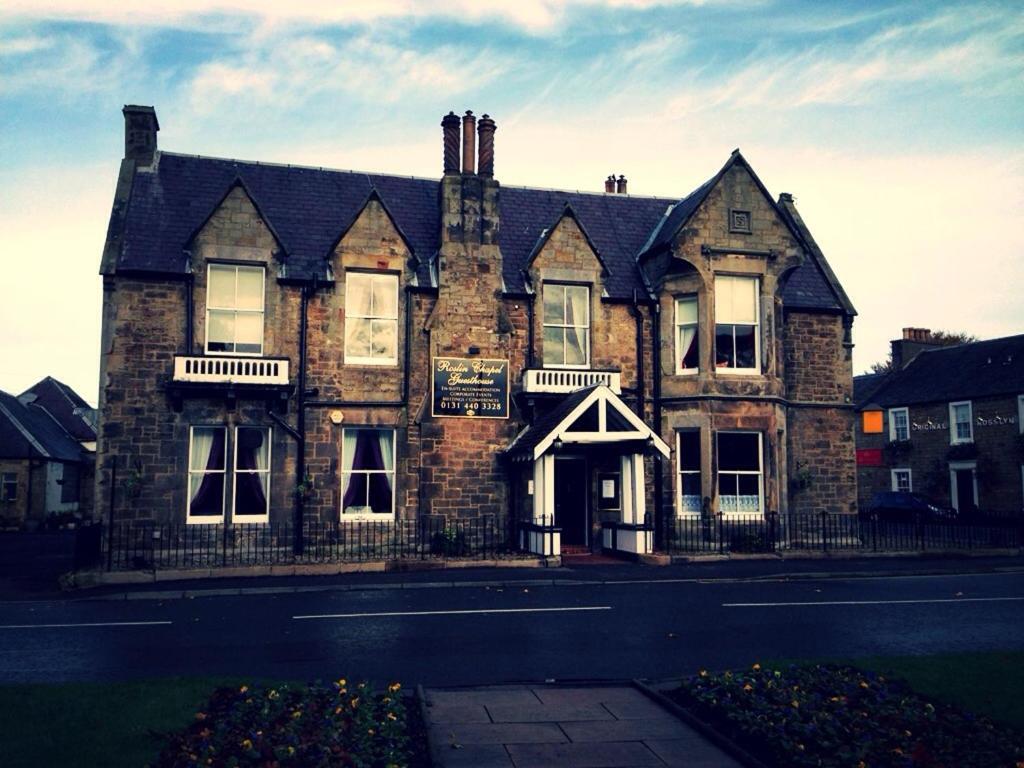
xmin=96 ymin=105 xmax=857 ymax=556
xmin=855 ymin=330 xmax=1024 ymax=517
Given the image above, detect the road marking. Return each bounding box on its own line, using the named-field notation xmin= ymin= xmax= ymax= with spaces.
xmin=293 ymin=606 xmax=612 ymax=620
xmin=0 ymin=620 xmax=172 ymax=629
xmin=723 ymin=597 xmax=1024 ymax=608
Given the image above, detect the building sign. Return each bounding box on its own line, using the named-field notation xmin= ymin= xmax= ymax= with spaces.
xmin=912 ymin=420 xmax=946 ymax=432
xmin=431 ymin=357 xmax=509 ymax=418
xmin=856 ymin=448 xmax=884 ymax=467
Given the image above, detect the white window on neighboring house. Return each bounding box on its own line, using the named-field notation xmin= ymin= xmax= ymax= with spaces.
xmin=1 ymin=473 xmax=16 ymax=503
xmin=542 ymin=283 xmax=590 ymax=368
xmin=717 ymin=432 xmax=763 ymax=516
xmin=949 ymin=401 xmax=973 ymax=444
xmin=677 ymin=430 xmax=702 ymax=515
xmin=891 ymin=468 xmax=912 ymax=493
xmin=1018 ymin=395 xmax=1024 ymax=434
xmin=675 ymin=296 xmax=699 ymax=373
xmin=714 ymin=275 xmax=759 ymax=373
xmin=341 ymin=428 xmax=396 ymax=519
xmin=345 ymin=272 xmax=399 ymax=365
xmin=206 ymin=264 xmax=265 ymax=355
xmin=888 ymin=407 xmax=910 ymax=442
xmin=233 ymin=426 xmax=271 ymax=523
xmin=187 ymin=426 xmax=227 ymax=523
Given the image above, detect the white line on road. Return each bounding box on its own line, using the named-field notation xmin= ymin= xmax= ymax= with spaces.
xmin=293 ymin=606 xmax=612 ymax=620
xmin=723 ymin=597 xmax=1024 ymax=608
xmin=0 ymin=621 xmax=172 ymax=629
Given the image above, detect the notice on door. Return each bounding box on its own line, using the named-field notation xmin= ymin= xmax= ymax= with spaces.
xmin=431 ymin=357 xmax=509 ymax=419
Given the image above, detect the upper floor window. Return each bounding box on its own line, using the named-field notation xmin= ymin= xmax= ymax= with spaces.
xmin=345 ymin=272 xmax=398 ymax=365
xmin=888 ymin=407 xmax=909 ymax=442
xmin=206 ymin=264 xmax=265 ymax=356
xmin=714 ymin=275 xmax=759 ymax=373
xmin=543 ymin=283 xmax=590 ymax=368
xmin=949 ymin=401 xmax=973 ymax=444
xmin=675 ymin=297 xmax=698 ymax=373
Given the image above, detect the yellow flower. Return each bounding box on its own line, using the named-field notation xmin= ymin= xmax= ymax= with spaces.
xmin=268 ymin=689 xmax=279 ymax=700
xmin=698 ymin=670 xmax=708 ymax=678
xmin=829 ymin=697 xmax=840 ymax=702
xmin=239 ymin=685 xmax=248 ymax=694
xmin=388 ymin=682 xmax=402 ymax=693
xmin=791 ymin=700 xmax=799 ymax=708
xmin=291 ymin=710 xmax=302 ymax=719
xmin=752 ymin=663 xmax=761 ymax=671
xmin=287 ymin=746 xmax=295 ymax=755
xmin=368 ymin=728 xmax=375 ymax=736
xmin=797 ymin=744 xmax=805 ymax=751
xmin=335 ymin=706 xmax=342 ymax=715
xmin=195 ymin=712 xmax=207 ymax=721
xmin=904 ymin=730 xmax=912 ymax=737
xmin=338 ymin=678 xmax=347 ymax=687
xmin=383 ymin=696 xmax=391 ymax=704
xmin=859 ymin=681 xmax=869 ymax=689
xmin=351 ymin=697 xmax=360 ymax=709
xmin=241 ymin=739 xmax=253 ymax=750
xmin=386 ymin=712 xmax=397 ymax=721
xmin=892 ymin=748 xmax=904 ymax=756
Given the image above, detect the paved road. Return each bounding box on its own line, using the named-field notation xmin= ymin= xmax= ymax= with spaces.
xmin=0 ymin=570 xmax=1021 ymax=684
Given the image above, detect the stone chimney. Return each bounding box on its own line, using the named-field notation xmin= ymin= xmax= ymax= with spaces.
xmin=122 ymin=105 xmax=159 ymax=167
xmin=477 ymin=114 xmax=496 ymax=178
xmin=891 ymin=327 xmax=939 ymax=369
xmin=442 ymin=111 xmax=461 ymax=175
xmin=616 ymin=175 xmax=628 ymax=194
xmin=605 ymin=175 xmax=616 ymax=193
xmin=461 ymin=111 xmax=476 ymax=175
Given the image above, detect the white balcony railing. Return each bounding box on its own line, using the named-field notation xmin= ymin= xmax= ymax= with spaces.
xmin=173 ymin=355 xmax=290 ymax=386
xmin=523 ymin=369 xmax=621 ymax=394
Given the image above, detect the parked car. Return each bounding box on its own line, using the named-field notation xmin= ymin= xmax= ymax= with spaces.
xmin=863 ymin=492 xmax=958 ymax=523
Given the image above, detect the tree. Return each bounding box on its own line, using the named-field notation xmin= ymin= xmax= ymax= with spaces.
xmin=867 ymin=330 xmax=978 ymax=375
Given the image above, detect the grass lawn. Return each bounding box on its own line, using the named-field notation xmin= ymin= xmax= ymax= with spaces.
xmin=0 ymin=677 xmax=272 ymax=768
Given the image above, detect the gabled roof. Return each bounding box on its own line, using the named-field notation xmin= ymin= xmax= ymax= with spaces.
xmin=524 ymin=203 xmax=612 ymax=278
xmin=0 ymin=390 xmax=86 ymax=462
xmin=19 ymin=377 xmax=97 ymax=443
xmin=852 ymin=372 xmax=891 ymax=408
xmin=858 ymin=334 xmax=1024 ymax=408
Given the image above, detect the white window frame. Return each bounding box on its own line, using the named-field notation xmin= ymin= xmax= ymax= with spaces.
xmin=890 ymin=468 xmax=912 ymax=493
xmin=340 ymin=427 xmax=397 ymax=521
xmin=1 ymin=472 xmax=16 ymax=503
xmin=674 ymin=296 xmax=698 ymax=374
xmin=232 ymin=426 xmax=271 ymax=524
xmin=205 ymin=264 xmax=265 ymax=356
xmin=542 ymin=283 xmax=591 ymax=369
xmin=888 ymin=407 xmax=910 ymax=442
xmin=948 ymin=460 xmax=979 ymax=513
xmin=344 ymin=272 xmax=399 ymax=366
xmin=186 ymin=425 xmax=227 ymax=525
xmin=1017 ymin=395 xmax=1023 ymax=434
xmin=949 ymin=401 xmax=973 ymax=445
xmin=714 ymin=275 xmax=760 ymax=375
xmin=676 ymin=430 xmax=702 ymax=517
xmin=716 ymin=431 xmax=764 ymax=518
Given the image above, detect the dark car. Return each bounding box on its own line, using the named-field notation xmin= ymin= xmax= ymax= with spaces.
xmin=863 ymin=492 xmax=958 ymax=523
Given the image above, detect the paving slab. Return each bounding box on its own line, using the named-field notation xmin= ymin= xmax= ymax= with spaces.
xmin=559 ymin=718 xmax=693 ymax=743
xmin=441 ymin=722 xmax=568 ymax=746
xmin=644 ymin=738 xmax=745 ymax=767
xmin=506 ymin=741 xmax=665 ymax=767
xmin=486 ymin=702 xmax=615 ymax=723
xmin=430 ymin=743 xmax=515 ymax=767
xmin=424 ymin=702 xmax=493 ymax=724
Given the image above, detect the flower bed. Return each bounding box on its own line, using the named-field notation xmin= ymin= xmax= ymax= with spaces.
xmin=667 ymin=664 xmax=1024 ymax=768
xmin=153 ymin=679 xmax=425 ymax=767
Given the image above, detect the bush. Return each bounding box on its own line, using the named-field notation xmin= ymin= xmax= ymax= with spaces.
xmin=430 ymin=527 xmax=468 ymax=557
xmin=154 ymin=680 xmax=415 ymax=768
xmin=669 ymin=664 xmax=1024 ymax=768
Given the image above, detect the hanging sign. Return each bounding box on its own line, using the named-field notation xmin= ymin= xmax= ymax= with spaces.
xmin=431 ymin=357 xmax=509 ymax=418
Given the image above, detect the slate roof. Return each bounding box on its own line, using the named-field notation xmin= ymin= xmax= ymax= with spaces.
xmin=0 ymin=390 xmax=85 ymax=462
xmin=19 ymin=377 xmax=96 ymax=443
xmin=858 ymin=334 xmax=1024 ymax=408
xmin=107 ymin=149 xmax=848 ymax=308
xmin=853 ymin=372 xmax=891 ymax=408
xmin=505 ymin=387 xmax=596 ymax=458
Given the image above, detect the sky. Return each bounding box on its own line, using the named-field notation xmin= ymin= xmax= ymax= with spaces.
xmin=1 ymin=0 xmax=1022 ymax=405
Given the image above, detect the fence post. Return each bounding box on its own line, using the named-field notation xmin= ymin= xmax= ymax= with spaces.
xmin=222 ymin=522 xmax=228 ymax=567
xmin=717 ymin=513 xmax=724 ymax=554
xmin=769 ymin=511 xmax=778 ymax=552
xmin=821 ymin=510 xmax=828 ymax=553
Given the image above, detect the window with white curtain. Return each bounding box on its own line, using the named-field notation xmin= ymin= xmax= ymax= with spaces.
xmin=714 ymin=275 xmax=759 ymax=372
xmin=949 ymin=401 xmax=973 ymax=444
xmin=677 ymin=430 xmax=702 ymax=515
xmin=345 ymin=272 xmax=399 ymax=365
xmin=341 ymin=428 xmax=396 ymax=518
xmin=233 ymin=426 xmax=271 ymax=521
xmin=542 ymin=284 xmax=590 ymax=367
xmin=187 ymin=426 xmax=227 ymax=523
xmin=206 ymin=264 xmax=265 ymax=355
xmin=675 ymin=296 xmax=698 ymax=373
xmin=716 ymin=432 xmax=763 ymax=516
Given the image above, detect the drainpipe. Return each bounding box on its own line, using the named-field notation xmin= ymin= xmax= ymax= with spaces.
xmin=630 ymin=290 xmax=645 ymax=418
xmin=403 ymin=288 xmax=412 ymax=404
xmin=522 ymin=270 xmax=535 ymax=368
xmin=651 ymin=299 xmax=664 ymax=544
xmin=185 ymin=271 xmax=194 ymax=355
xmin=294 ymin=280 xmax=312 ymax=555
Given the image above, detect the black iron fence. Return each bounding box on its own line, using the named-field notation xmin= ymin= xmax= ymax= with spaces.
xmin=662 ymin=512 xmax=1023 ymax=555
xmin=105 ymin=516 xmax=508 ymax=571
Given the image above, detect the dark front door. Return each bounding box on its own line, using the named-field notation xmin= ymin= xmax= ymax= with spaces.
xmin=554 ymin=458 xmax=589 ymax=546
xmin=954 ymin=469 xmax=975 ymax=514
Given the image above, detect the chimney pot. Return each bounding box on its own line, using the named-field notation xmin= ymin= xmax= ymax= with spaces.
xmin=477 ymin=113 xmax=496 ymax=177
xmin=122 ymin=104 xmax=159 ymax=167
xmin=441 ymin=111 xmax=461 ymax=175
xmin=604 ymin=175 xmax=616 ymax=194
xmin=462 ymin=110 xmax=477 ymax=175
xmin=616 ymin=174 xmax=628 ymax=194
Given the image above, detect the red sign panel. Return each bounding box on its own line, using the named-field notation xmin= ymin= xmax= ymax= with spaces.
xmin=856 ymin=448 xmax=884 ymax=467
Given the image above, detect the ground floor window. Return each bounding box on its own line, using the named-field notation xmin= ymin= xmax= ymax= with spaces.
xmin=717 ymin=432 xmax=762 ymax=516
xmin=234 ymin=426 xmax=271 ymax=522
xmin=188 ymin=426 xmax=227 ymax=523
xmin=188 ymin=425 xmax=272 ymax=524
xmin=677 ymin=430 xmax=702 ymax=515
xmin=890 ymin=468 xmax=912 ymax=493
xmin=341 ymin=428 xmax=396 ymax=519
xmin=1 ymin=473 xmax=16 ymax=503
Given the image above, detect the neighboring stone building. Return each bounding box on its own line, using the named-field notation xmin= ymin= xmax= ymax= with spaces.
xmin=0 ymin=379 xmax=96 ymax=527
xmin=855 ymin=330 xmax=1024 ymax=517
xmin=96 ymin=105 xmax=857 ymax=556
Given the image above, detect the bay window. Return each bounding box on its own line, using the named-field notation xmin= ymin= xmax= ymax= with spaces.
xmin=675 ymin=296 xmax=698 ymax=373
xmin=677 ymin=430 xmax=702 ymax=515
xmin=233 ymin=426 xmax=271 ymax=522
xmin=187 ymin=426 xmax=227 ymax=523
xmin=714 ymin=275 xmax=759 ymax=372
xmin=206 ymin=264 xmax=265 ymax=355
xmin=345 ymin=272 xmax=399 ymax=365
xmin=341 ymin=428 xmax=396 ymax=518
xmin=542 ymin=283 xmax=590 ymax=367
xmin=717 ymin=432 xmax=763 ymax=516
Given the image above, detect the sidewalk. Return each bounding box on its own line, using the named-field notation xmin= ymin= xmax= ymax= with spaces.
xmin=421 ymin=683 xmax=743 ymax=768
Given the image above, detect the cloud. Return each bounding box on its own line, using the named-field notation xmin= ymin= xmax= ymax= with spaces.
xmin=0 ymin=33 xmax=53 ymax=55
